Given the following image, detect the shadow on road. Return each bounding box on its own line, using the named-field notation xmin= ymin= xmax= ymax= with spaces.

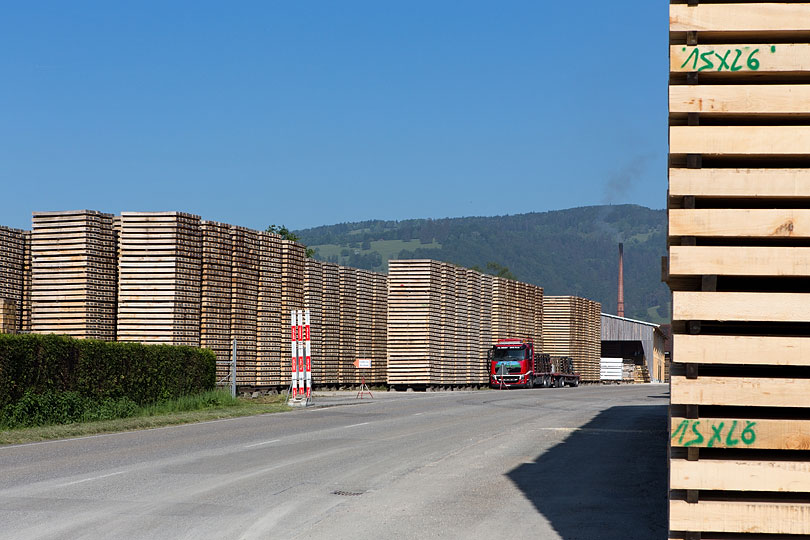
xmin=507 ymin=405 xmax=668 ymax=540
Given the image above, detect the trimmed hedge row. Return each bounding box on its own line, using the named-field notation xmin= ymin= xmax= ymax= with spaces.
xmin=0 ymin=333 xmax=216 ymax=408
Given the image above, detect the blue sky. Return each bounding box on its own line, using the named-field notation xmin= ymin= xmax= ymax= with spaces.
xmin=1 ymin=1 xmax=667 ymax=232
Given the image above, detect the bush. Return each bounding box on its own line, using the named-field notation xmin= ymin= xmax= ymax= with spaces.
xmin=0 ymin=334 xmax=216 ymax=409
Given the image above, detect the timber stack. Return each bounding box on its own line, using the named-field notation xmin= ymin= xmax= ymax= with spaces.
xmin=387 ymin=260 xmax=543 ymax=387
xmin=117 ymin=212 xmax=201 ymax=346
xmin=229 ymin=226 xmax=259 ymax=386
xmin=668 ymin=2 xmax=810 ymax=537
xmin=31 ymin=211 xmax=117 ymax=340
xmin=338 ymin=266 xmax=358 ymax=384
xmin=256 ymin=231 xmax=284 ymax=386
xmin=201 ymin=221 xmax=233 ymax=382
xmin=0 ymin=226 xmax=26 ymax=332
xmin=542 ymin=296 xmax=601 ymax=382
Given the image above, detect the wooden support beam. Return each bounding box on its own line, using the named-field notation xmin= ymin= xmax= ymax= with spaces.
xmin=671 ymin=416 xmax=810 ymax=450
xmin=674 ymin=334 xmax=810 ymax=367
xmin=672 ymin=458 xmax=810 ymax=492
xmin=673 ymin=291 xmax=810 ymax=323
xmin=670 ymin=4 xmax=810 ymax=33
xmin=670 ymin=209 xmax=809 ymax=238
xmin=671 ymin=44 xmax=810 ymax=74
xmin=670 ymin=500 xmax=810 ymax=535
xmin=671 ymin=126 xmax=810 ymax=155
xmin=670 ymin=246 xmax=810 ymax=277
xmin=670 ymin=85 xmax=810 ymax=114
xmin=672 ymin=375 xmax=810 ymax=407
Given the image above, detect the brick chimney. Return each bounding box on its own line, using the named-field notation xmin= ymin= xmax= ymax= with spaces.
xmin=617 ymin=243 xmax=625 ymax=318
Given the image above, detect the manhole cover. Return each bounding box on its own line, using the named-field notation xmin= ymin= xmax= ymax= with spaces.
xmin=331 ymin=490 xmax=364 ymax=496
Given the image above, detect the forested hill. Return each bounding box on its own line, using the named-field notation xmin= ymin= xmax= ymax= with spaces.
xmin=294 ymin=205 xmax=669 ymax=323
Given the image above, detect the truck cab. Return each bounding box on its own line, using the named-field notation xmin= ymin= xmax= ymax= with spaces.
xmin=489 ymin=339 xmax=535 ymax=388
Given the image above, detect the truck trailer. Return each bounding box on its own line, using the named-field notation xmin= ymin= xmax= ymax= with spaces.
xmin=489 ymin=338 xmax=580 ymax=389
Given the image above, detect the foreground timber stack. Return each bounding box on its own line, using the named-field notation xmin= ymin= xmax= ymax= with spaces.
xmin=387 ymin=260 xmax=542 ymax=387
xmin=256 ymin=231 xmax=283 ymax=386
xmin=117 ymin=212 xmax=201 ymax=346
xmin=31 ymin=211 xmax=117 ymax=340
xmin=201 ymin=221 xmax=232 ymax=381
xmin=0 ymin=226 xmax=26 ymax=332
xmin=542 ymin=296 xmax=601 ymax=382
xmin=668 ymin=3 xmax=810 ymax=536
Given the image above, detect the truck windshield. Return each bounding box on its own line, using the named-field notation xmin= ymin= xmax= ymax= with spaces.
xmin=493 ymin=348 xmax=526 ymax=360
xmin=494 ymin=361 xmax=523 ymax=374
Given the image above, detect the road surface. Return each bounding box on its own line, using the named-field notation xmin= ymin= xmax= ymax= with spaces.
xmin=0 ymin=384 xmax=668 ymax=539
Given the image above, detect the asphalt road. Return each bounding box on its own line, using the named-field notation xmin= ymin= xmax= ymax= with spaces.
xmin=0 ymin=384 xmax=668 ymax=540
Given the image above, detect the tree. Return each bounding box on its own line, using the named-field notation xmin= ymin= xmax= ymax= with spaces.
xmin=266 ymin=224 xmax=315 ymax=258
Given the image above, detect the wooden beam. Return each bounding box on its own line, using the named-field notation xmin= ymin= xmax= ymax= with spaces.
xmin=671 ymin=126 xmax=810 ymax=155
xmin=669 ymin=209 xmax=810 ymax=238
xmin=670 ymin=84 xmax=810 ymax=114
xmin=671 ymin=375 xmax=810 ymax=407
xmin=674 ymin=291 xmax=810 ymax=323
xmin=674 ymin=334 xmax=810 ymax=367
xmin=669 ymin=168 xmax=810 ymax=198
xmin=670 ymin=500 xmax=810 ymax=535
xmin=671 ymin=416 xmax=810 ymax=450
xmin=670 ymin=4 xmax=810 ymax=33
xmin=671 ymin=44 xmax=810 ymax=73
xmin=670 ymin=246 xmax=810 ymax=277
xmin=672 ymin=458 xmax=810 ymax=491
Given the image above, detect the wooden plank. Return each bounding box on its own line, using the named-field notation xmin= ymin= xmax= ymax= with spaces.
xmin=670 ymin=4 xmax=810 ymax=33
xmin=671 ymin=375 xmax=810 ymax=407
xmin=670 ymin=84 xmax=810 ymax=114
xmin=669 ymin=500 xmax=810 ymax=535
xmin=671 ymin=458 xmax=810 ymax=492
xmin=670 ymin=245 xmax=810 ymax=277
xmin=671 ymin=44 xmax=810 ymax=74
xmin=670 ymin=209 xmax=810 ymax=238
xmin=670 ymin=417 xmax=810 ymax=450
xmin=673 ymin=291 xmax=810 ymax=322
xmin=669 ymin=168 xmax=810 ymax=198
xmin=671 ymin=126 xmax=810 ymax=155
xmin=675 ymin=334 xmax=810 ymax=367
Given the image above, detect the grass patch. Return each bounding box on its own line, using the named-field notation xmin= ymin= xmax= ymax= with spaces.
xmin=0 ymin=391 xmax=290 ymax=446
xmin=312 ymin=239 xmax=441 ymax=271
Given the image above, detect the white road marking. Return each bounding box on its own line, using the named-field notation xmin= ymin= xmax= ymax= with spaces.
xmin=413 ymin=413 xmax=423 ymax=416
xmin=538 ymin=427 xmax=663 ymax=434
xmin=245 ymin=439 xmax=280 ymax=448
xmin=57 ymin=470 xmax=126 ymax=487
xmin=345 ymin=422 xmax=370 ymax=428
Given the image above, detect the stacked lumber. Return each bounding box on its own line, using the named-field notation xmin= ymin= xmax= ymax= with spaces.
xmin=200 ymin=221 xmax=232 ymax=382
xmin=320 ymin=262 xmax=341 ymax=384
xmin=117 ymin=212 xmax=201 ymax=346
xmin=21 ymin=231 xmax=31 ymax=332
xmin=370 ymin=271 xmax=388 ymax=384
xmin=304 ymin=258 xmax=325 ymax=383
xmin=229 ymin=226 xmax=259 ymax=386
xmin=338 ymin=266 xmax=358 ymax=384
xmin=257 ymin=231 xmax=283 ymax=386
xmin=386 ymin=260 xmax=542 ymax=386
xmin=667 ymin=3 xmax=810 ymax=537
xmin=542 ymin=296 xmax=601 ymax=382
xmin=281 ymin=239 xmax=305 ymax=384
xmin=0 ymin=298 xmax=15 ymax=334
xmin=387 ymin=260 xmax=442 ymax=385
xmin=0 ymin=226 xmax=26 ymax=332
xmin=31 ymin=211 xmax=117 ymax=340
xmin=356 ymin=270 xmax=382 ymax=383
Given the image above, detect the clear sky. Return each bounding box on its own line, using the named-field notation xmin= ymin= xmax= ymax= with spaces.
xmin=1 ymin=1 xmax=667 ymax=232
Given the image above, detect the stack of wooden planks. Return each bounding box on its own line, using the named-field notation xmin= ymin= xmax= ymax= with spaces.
xmin=201 ymin=221 xmax=232 ymax=382
xmin=117 ymin=212 xmax=201 ymax=346
xmin=0 ymin=298 xmax=15 ymax=334
xmin=257 ymin=231 xmax=284 ymax=386
xmin=0 ymin=226 xmax=26 ymax=333
xmin=338 ymin=266 xmax=358 ymax=384
xmin=229 ymin=226 xmax=259 ymax=386
xmin=667 ymin=3 xmax=810 ymax=537
xmin=387 ymin=260 xmax=544 ymax=386
xmin=31 ymin=211 xmax=117 ymax=340
xmin=281 ymin=239 xmax=305 ymax=385
xmin=370 ymin=271 xmax=388 ymax=384
xmin=304 ymin=258 xmax=325 ymax=383
xmin=542 ymin=296 xmax=601 ymax=382
xmin=319 ymin=261 xmax=341 ymax=384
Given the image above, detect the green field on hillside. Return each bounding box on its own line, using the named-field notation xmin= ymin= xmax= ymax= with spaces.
xmin=311 ymin=239 xmax=441 ymax=271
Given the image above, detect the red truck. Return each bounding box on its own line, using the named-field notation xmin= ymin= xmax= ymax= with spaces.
xmin=489 ymin=338 xmax=580 ymax=389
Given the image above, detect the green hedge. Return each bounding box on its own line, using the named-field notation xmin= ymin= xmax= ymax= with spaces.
xmin=0 ymin=334 xmax=216 ymax=408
